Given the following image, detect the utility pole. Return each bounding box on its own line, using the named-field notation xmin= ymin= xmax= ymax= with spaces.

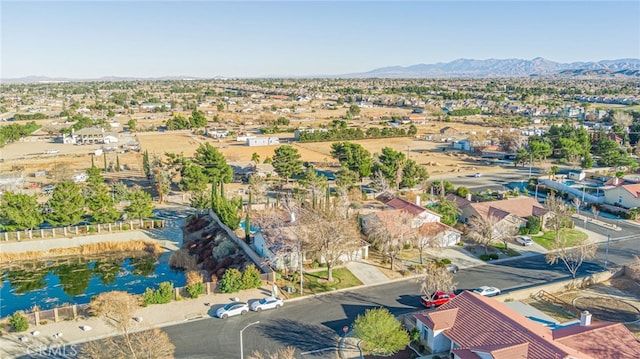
xmin=604 ymin=234 xmax=611 ymax=269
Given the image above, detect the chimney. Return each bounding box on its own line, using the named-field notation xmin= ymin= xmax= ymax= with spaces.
xmin=466 ymin=193 xmax=472 ymax=201
xmin=614 ymin=177 xmax=619 ymax=186
xmin=415 ymin=195 xmax=421 ymax=207
xmin=580 ymin=310 xmax=592 ymax=326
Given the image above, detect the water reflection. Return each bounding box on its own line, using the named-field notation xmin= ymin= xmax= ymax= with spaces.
xmin=0 ymin=254 xmax=185 ymax=316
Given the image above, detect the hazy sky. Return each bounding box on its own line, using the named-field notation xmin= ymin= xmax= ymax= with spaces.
xmin=2 ymin=1 xmax=639 ymax=78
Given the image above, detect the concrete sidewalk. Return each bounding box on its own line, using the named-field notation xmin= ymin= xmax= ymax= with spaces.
xmin=0 ymin=287 xmax=270 ymax=359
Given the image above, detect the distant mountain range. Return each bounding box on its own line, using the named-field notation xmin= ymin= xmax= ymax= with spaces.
xmin=3 ymin=58 xmax=640 ymax=82
xmin=340 ymin=57 xmax=640 ymax=78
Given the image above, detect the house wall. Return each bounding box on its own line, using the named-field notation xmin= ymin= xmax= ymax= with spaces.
xmin=603 ymin=187 xmax=640 ymax=209
xmin=415 ymin=211 xmax=440 ymax=225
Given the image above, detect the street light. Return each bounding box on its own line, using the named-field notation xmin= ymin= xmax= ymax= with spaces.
xmin=240 ymin=321 xmax=260 ymax=359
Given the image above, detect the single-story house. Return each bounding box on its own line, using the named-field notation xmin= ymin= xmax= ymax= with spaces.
xmin=362 ymin=195 xmax=461 ymax=247
xmin=603 ymin=183 xmax=640 ymax=209
xmin=415 ymin=291 xmax=640 ymax=359
xmin=458 ymin=196 xmax=549 ymax=232
xmin=253 ymin=224 xmax=369 ymax=270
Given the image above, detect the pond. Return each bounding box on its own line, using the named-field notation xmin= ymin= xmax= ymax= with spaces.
xmin=0 ymin=255 xmax=186 ymax=317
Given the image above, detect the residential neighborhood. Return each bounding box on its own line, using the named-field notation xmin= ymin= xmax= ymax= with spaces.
xmin=1 ymin=1 xmax=640 ymax=358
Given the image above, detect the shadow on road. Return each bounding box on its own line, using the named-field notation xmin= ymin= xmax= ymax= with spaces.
xmin=257 ymin=318 xmax=338 ymax=352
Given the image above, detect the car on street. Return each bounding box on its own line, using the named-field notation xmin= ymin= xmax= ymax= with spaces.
xmin=516 ymin=235 xmax=533 ymax=246
xmin=473 ymin=286 xmax=501 ymax=297
xmin=216 ymin=302 xmax=249 ymax=319
xmin=42 ymin=185 xmax=56 ymax=194
xmin=420 ymin=292 xmax=456 ymax=308
xmin=473 ymin=172 xmax=482 ymax=177
xmin=445 ymin=263 xmax=459 ymax=273
xmin=250 ymin=297 xmax=284 ymax=312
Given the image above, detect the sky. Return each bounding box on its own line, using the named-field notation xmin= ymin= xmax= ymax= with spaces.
xmin=1 ymin=1 xmax=639 ymax=78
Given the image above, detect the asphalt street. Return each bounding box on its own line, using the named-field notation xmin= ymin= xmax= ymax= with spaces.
xmin=164 ymin=237 xmax=640 ymax=359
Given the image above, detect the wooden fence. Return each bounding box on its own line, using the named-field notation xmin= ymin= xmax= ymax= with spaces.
xmin=1 ymin=219 xmax=166 ymax=242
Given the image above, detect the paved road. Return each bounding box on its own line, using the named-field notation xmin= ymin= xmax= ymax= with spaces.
xmin=164 ymin=237 xmax=640 ymax=358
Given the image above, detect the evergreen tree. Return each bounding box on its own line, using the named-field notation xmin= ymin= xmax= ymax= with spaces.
xmin=125 ymin=189 xmax=155 ymax=219
xmin=272 ymin=145 xmax=303 ymax=183
xmin=46 ymin=181 xmax=85 ymax=226
xmin=88 ymin=184 xmax=121 ymax=223
xmin=0 ymin=192 xmax=43 ymax=230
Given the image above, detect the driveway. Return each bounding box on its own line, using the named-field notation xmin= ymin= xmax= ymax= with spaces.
xmin=345 ymin=261 xmax=390 ymax=285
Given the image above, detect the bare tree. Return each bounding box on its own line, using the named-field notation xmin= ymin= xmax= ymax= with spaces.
xmin=546 ymin=239 xmax=597 ymax=279
xmin=85 ymin=291 xmax=175 ymax=358
xmin=81 ymin=329 xmax=176 ymax=359
xmin=467 ymin=214 xmax=502 ymax=255
xmin=248 ymin=175 xmax=266 ymax=204
xmin=591 ymin=205 xmax=600 ymax=221
xmin=248 ymin=347 xmax=296 ymax=359
xmin=419 ymin=263 xmax=456 ymax=307
xmin=572 ymin=197 xmax=582 ymax=215
xmin=367 ymin=210 xmax=414 ymax=270
xmin=545 ymin=193 xmax=573 ymax=243
xmin=298 ymin=199 xmax=362 ymax=281
xmin=89 ymin=291 xmax=140 ymax=358
xmin=497 ymin=131 xmax=524 ymax=153
xmin=499 ymin=225 xmax=519 ymax=251
xmin=370 ymin=169 xmax=391 ymax=193
xmin=414 ymin=225 xmax=443 ymax=265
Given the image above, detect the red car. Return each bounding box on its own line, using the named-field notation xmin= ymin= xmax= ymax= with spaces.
xmin=420 ymin=291 xmax=456 ymax=308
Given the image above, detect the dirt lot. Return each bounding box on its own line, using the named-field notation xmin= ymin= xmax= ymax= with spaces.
xmin=526 ymin=266 xmax=640 ymax=338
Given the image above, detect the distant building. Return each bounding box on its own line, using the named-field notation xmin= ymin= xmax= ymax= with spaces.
xmin=73 ymin=127 xmax=119 ymax=145
xmin=0 ymin=173 xmax=24 ymax=192
xmin=247 ymin=137 xmax=280 ymax=146
xmin=140 ymin=102 xmax=171 ymax=111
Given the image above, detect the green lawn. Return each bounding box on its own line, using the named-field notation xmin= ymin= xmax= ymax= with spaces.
xmin=533 ymin=229 xmax=588 ymax=249
xmin=303 ymin=267 xmax=363 ymax=294
xmin=278 ymin=267 xmax=363 ymax=298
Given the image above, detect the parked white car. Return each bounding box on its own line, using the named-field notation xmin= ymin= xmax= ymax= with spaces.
xmin=250 ymin=297 xmax=284 ymax=312
xmin=216 ymin=302 xmax=249 ymax=319
xmin=473 ymin=286 xmax=501 ymax=297
xmin=516 ymin=235 xmax=533 ymax=246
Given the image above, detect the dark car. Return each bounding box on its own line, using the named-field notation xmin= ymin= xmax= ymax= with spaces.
xmin=420 ymin=291 xmax=456 ymax=308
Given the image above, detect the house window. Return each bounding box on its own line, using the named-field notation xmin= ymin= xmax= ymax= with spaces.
xmin=618 ymin=196 xmax=623 ymax=204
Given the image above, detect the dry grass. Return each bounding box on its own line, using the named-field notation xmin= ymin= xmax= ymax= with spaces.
xmin=168 ymin=249 xmax=198 ymax=271
xmin=0 ymin=240 xmax=162 ymax=263
xmin=185 ymin=270 xmax=203 ymax=285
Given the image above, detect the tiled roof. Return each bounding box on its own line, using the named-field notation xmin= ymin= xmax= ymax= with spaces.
xmin=418 ymin=221 xmax=461 ymax=236
xmin=453 ymin=342 xmax=530 ymax=359
xmin=446 ymin=193 xmax=471 ymax=208
xmin=385 ymin=197 xmax=440 ymax=217
xmin=470 ymin=196 xmax=546 ymax=220
xmin=621 ymin=183 xmax=640 ymax=198
xmin=553 ymin=322 xmax=640 ymax=358
xmin=415 ymin=291 xmax=572 ymax=359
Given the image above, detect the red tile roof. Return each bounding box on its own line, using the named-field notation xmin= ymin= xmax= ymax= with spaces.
xmin=621 ymin=183 xmax=640 ymax=198
xmin=385 ymin=197 xmax=440 ymax=217
xmin=553 ymin=322 xmax=640 ymax=359
xmin=415 ymin=291 xmax=574 ymax=359
xmin=418 ymin=221 xmax=461 ymax=236
xmin=415 ymin=291 xmax=640 ymax=359
xmin=469 ymin=196 xmax=546 ymax=220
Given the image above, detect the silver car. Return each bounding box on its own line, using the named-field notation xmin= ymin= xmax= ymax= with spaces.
xmin=473 ymin=286 xmax=501 ymax=297
xmin=516 ymin=235 xmax=533 ymax=246
xmin=250 ymin=297 xmax=284 ymax=312
xmin=216 ymin=302 xmax=249 ymax=319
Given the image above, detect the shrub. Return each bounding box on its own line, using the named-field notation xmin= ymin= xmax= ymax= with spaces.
xmin=185 ymin=282 xmax=205 ymax=299
xmin=311 ymin=261 xmax=319 ymax=269
xmin=241 ymin=264 xmax=263 ymax=289
xmin=479 ymin=254 xmax=491 ymax=261
xmin=185 ymin=270 xmax=203 ymax=286
xmin=489 ymin=253 xmax=499 ymax=260
xmin=400 ymin=269 xmax=410 ymax=276
xmin=142 ymin=281 xmax=174 ymax=306
xmin=9 ymin=311 xmax=29 ymax=332
xmin=403 ymin=243 xmax=411 ymax=250
xmin=525 ymin=216 xmax=541 ymax=234
xmin=518 ymin=227 xmax=530 ymax=235
xmin=219 ymin=268 xmax=243 ymax=293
